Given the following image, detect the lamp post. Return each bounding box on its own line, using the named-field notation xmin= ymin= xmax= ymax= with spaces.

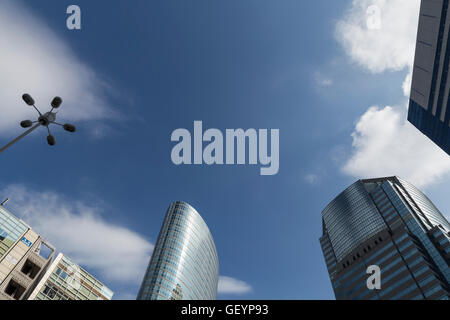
xmin=0 ymin=94 xmax=76 ymax=155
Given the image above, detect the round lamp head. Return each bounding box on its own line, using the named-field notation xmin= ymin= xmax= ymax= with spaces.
xmin=20 ymin=120 xmax=33 ymax=128
xmin=47 ymin=135 xmax=56 ymax=146
xmin=22 ymin=94 xmax=35 ymax=106
xmin=63 ymin=124 xmax=76 ymax=133
xmin=51 ymin=97 xmax=62 ymax=109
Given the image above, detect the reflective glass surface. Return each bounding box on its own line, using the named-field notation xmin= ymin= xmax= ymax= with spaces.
xmin=0 ymin=206 xmax=28 ymax=259
xmin=137 ymin=201 xmax=219 ymax=300
xmin=322 ymin=181 xmax=387 ymax=261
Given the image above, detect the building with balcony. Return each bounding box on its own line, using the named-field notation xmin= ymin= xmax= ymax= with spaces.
xmin=0 ymin=205 xmax=55 ymax=300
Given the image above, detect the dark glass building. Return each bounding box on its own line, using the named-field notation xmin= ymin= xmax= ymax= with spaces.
xmin=137 ymin=201 xmax=219 ymax=300
xmin=320 ymin=177 xmax=450 ymax=300
xmin=408 ymin=0 xmax=450 ymax=155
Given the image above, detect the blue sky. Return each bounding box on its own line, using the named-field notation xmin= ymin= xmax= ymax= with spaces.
xmin=0 ymin=0 xmax=449 ymax=299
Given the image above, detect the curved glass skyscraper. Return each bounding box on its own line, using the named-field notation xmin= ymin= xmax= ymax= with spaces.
xmin=137 ymin=201 xmax=219 ymax=300
xmin=320 ymin=177 xmax=450 ymax=300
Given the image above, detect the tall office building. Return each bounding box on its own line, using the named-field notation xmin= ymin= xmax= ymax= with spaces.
xmin=320 ymin=177 xmax=449 ymax=300
xmin=408 ymin=0 xmax=450 ymax=155
xmin=137 ymin=201 xmax=219 ymax=300
xmin=28 ymin=253 xmax=113 ymax=300
xmin=0 ymin=205 xmax=55 ymax=300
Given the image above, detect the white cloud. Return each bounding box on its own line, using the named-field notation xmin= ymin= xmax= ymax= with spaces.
xmin=402 ymin=69 xmax=413 ymax=97
xmin=0 ymin=0 xmax=114 ymax=136
xmin=314 ymin=72 xmax=333 ymax=87
xmin=305 ymin=174 xmax=320 ymax=185
xmin=336 ymin=0 xmax=420 ymax=74
xmin=336 ymin=0 xmax=450 ymax=188
xmin=218 ymin=276 xmax=252 ymax=295
xmin=336 ymin=0 xmax=418 ymax=98
xmin=0 ymin=184 xmax=153 ymax=285
xmin=342 ymin=106 xmax=450 ymax=188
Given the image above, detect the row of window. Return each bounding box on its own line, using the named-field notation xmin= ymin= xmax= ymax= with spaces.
xmin=53 ymin=266 xmax=107 ymax=300
xmin=342 ymin=236 xmax=385 ymax=269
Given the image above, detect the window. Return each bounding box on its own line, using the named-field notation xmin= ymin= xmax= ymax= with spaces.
xmin=37 ymin=242 xmax=53 ymax=260
xmin=21 ymin=259 xmax=41 ymax=279
xmin=43 ymin=284 xmax=61 ymax=300
xmin=4 ymin=280 xmax=25 ymax=300
xmin=48 ymin=289 xmax=56 ymax=299
xmin=43 ymin=285 xmax=51 ymax=295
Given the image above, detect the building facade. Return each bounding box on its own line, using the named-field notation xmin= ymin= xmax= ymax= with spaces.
xmin=0 ymin=205 xmax=55 ymax=300
xmin=28 ymin=253 xmax=113 ymax=300
xmin=408 ymin=0 xmax=450 ymax=155
xmin=137 ymin=201 xmax=219 ymax=300
xmin=0 ymin=203 xmax=113 ymax=301
xmin=320 ymin=177 xmax=449 ymax=300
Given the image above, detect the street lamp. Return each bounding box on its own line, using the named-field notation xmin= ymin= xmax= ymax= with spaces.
xmin=0 ymin=94 xmax=77 ymax=155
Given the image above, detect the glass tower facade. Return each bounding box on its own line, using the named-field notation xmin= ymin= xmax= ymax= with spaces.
xmin=320 ymin=177 xmax=450 ymax=300
xmin=137 ymin=201 xmax=219 ymax=300
xmin=408 ymin=0 xmax=450 ymax=155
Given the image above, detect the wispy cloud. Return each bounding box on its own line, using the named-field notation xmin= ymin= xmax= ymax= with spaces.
xmin=314 ymin=72 xmax=333 ymax=87
xmin=0 ymin=184 xmax=153 ymax=287
xmin=304 ymin=174 xmax=320 ymax=185
xmin=335 ymin=0 xmax=450 ymax=188
xmin=218 ymin=276 xmax=252 ymax=295
xmin=0 ymin=0 xmax=115 ymax=136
